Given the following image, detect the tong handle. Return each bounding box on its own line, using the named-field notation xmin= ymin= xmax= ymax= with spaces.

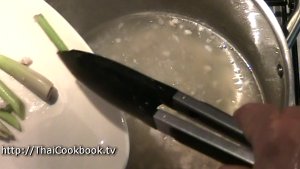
xmin=172 ymin=92 xmax=246 ymax=142
xmin=154 ymin=109 xmax=254 ymax=165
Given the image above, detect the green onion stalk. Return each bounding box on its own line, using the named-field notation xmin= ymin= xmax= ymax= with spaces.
xmin=0 ymin=55 xmax=58 ymax=104
xmin=0 ymin=13 xmax=66 ymax=141
xmin=34 ymin=14 xmax=69 ymax=51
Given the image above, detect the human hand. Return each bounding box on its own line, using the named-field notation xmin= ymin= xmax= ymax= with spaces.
xmin=220 ymin=103 xmax=300 ymax=169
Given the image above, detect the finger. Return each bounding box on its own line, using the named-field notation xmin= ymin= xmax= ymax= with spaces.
xmin=275 ymin=106 xmax=300 ymax=138
xmin=219 ymin=165 xmax=251 ymax=169
xmin=233 ymin=103 xmax=279 ymax=143
xmin=282 ymin=106 xmax=300 ymax=119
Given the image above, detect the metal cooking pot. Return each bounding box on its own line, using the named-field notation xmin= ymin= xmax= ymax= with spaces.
xmin=47 ymin=0 xmax=300 ymax=168
xmin=48 ymin=0 xmax=300 ymax=108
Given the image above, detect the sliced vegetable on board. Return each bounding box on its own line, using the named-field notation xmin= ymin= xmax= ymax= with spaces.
xmin=0 ymin=80 xmax=25 ymax=120
xmin=0 ymin=120 xmax=14 ymax=141
xmin=0 ymin=111 xmax=22 ymax=131
xmin=0 ymin=55 xmax=58 ymax=104
xmin=0 ymin=13 xmax=63 ymax=142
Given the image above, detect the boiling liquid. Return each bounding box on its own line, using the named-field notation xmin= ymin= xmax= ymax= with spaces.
xmin=86 ymin=12 xmax=263 ymax=115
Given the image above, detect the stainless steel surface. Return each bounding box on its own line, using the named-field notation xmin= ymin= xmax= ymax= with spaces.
xmin=154 ymin=109 xmax=254 ymax=165
xmin=45 ymin=0 xmax=295 ymax=168
xmin=253 ymin=0 xmax=295 ymax=106
xmin=172 ymin=92 xmax=244 ymax=137
xmin=287 ymin=0 xmax=300 ymax=47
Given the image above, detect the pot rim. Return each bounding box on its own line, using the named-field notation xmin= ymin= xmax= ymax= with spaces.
xmin=254 ymin=0 xmax=295 ymax=106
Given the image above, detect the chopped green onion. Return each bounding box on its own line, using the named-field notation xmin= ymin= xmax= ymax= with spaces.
xmin=0 ymin=119 xmax=14 ymax=140
xmin=0 ymin=111 xmax=21 ymax=131
xmin=34 ymin=14 xmax=68 ymax=51
xmin=0 ymin=80 xmax=25 ymax=120
xmin=0 ymin=55 xmax=58 ymax=104
xmin=0 ymin=104 xmax=13 ymax=112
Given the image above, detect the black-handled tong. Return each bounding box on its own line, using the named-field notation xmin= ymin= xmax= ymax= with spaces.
xmin=58 ymin=50 xmax=254 ymax=165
